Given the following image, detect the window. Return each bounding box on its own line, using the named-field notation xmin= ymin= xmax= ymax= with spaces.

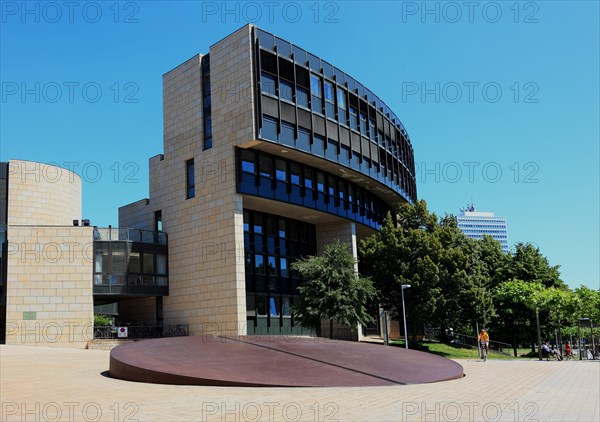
xmin=275 ymin=159 xmax=287 ymax=182
xmin=337 ymin=87 xmax=347 ymax=122
xmin=312 ymin=135 xmax=325 ymax=156
xmin=259 ymin=155 xmax=272 ymax=178
xmin=351 ymin=151 xmax=361 ymax=170
xmin=280 ymin=121 xmax=295 ymax=146
xmin=340 ymin=144 xmax=351 ymax=163
xmin=326 ymin=139 xmax=338 ymax=161
xmin=186 ymin=159 xmax=195 ymax=199
xmin=304 ymin=168 xmax=313 ymax=189
xmin=128 ymin=252 xmax=140 ymax=274
xmin=261 ymin=115 xmax=278 ymax=141
xmin=297 ymin=127 xmax=310 ymax=151
xmin=360 ymin=112 xmax=368 ymax=136
xmin=296 ymin=87 xmax=309 ymax=108
xmin=203 ymin=113 xmax=212 ymax=150
xmin=279 ymin=79 xmax=293 ymax=102
xmin=349 ymin=107 xmax=358 ymax=131
xmin=310 ymin=74 xmax=322 ymax=113
xmin=324 ymin=81 xmax=335 ymax=118
xmin=143 ymin=253 xmax=154 ymax=274
xmin=369 ymin=119 xmax=376 ymax=141
xmin=156 ymin=255 xmax=167 ymax=276
xmin=255 ymin=255 xmax=265 ymax=274
xmin=202 ymin=60 xmax=212 ymax=151
xmin=241 ymin=150 xmax=256 ymax=174
xmin=310 ymin=74 xmax=321 ymax=96
xmin=257 ymin=296 xmax=267 ymax=316
xmin=328 ymin=175 xmax=336 ymax=198
xmin=154 ymin=210 xmax=162 ymax=233
xmin=261 ymin=72 xmax=276 ymax=96
xmin=362 ymin=157 xmax=371 ymax=173
xmin=282 ymin=297 xmax=291 ymax=316
xmin=246 ymin=294 xmax=256 ymax=317
xmin=290 ymin=164 xmax=301 ymax=186
xmin=269 ymin=297 xmax=280 ymax=316
xmin=268 ymin=256 xmax=277 ymax=276
xmin=316 ymin=172 xmax=325 ymax=192
xmin=339 ymin=180 xmax=348 ymax=209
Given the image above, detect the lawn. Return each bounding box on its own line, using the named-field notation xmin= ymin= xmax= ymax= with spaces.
xmin=389 ymin=340 xmax=522 ymax=360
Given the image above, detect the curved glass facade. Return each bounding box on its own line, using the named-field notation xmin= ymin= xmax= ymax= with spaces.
xmin=237 ymin=148 xmax=391 ymax=230
xmin=253 ymin=28 xmax=417 ymax=207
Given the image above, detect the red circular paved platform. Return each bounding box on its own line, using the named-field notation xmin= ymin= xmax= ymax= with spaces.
xmin=109 ymin=335 xmax=464 ymax=387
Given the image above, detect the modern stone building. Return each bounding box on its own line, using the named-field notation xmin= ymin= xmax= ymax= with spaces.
xmin=1 ymin=25 xmax=417 ymax=346
xmin=0 ymin=160 xmax=93 ymax=347
xmin=119 ymin=25 xmax=417 ymax=339
xmin=0 ymin=160 xmax=167 ymax=347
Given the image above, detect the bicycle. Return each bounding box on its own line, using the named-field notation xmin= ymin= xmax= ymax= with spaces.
xmin=480 ymin=342 xmax=488 ymax=362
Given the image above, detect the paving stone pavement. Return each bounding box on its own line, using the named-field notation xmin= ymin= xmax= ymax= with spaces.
xmin=1 ymin=345 xmax=598 ymax=421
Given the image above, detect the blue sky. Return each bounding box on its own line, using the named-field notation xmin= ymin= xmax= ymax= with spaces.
xmin=1 ymin=1 xmax=598 ymax=289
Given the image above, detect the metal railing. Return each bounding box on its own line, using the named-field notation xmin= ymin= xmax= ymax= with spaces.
xmin=93 ymin=324 xmax=188 ymax=339
xmin=94 ymin=227 xmax=167 ymax=245
xmin=92 ymin=275 xmax=168 ymax=296
xmin=451 ymin=333 xmax=513 ymax=355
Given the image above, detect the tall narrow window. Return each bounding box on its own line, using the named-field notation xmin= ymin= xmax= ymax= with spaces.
xmin=324 ymin=81 xmax=335 ymax=118
xmin=337 ymin=87 xmax=347 ymax=124
xmin=310 ymin=74 xmax=322 ymax=113
xmin=279 ymin=79 xmax=293 ymax=102
xmin=360 ymin=112 xmax=368 ymax=136
xmin=186 ymin=159 xmax=195 ymax=199
xmin=154 ymin=210 xmax=162 ymax=233
xmin=369 ymin=119 xmax=376 ymax=141
xmin=349 ymin=106 xmax=358 ymax=131
xmin=296 ymin=86 xmax=309 ymax=108
xmin=261 ymin=72 xmax=277 ymax=96
xmin=202 ymin=55 xmax=212 ymax=150
xmin=154 ymin=210 xmax=163 ymax=243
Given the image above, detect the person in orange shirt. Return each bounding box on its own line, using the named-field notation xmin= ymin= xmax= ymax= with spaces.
xmin=478 ymin=329 xmax=490 ymax=350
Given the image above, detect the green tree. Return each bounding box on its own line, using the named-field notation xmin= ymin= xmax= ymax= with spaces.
xmin=573 ymin=286 xmax=600 ymax=322
xmin=360 ymin=201 xmax=500 ymax=343
xmin=508 ymin=243 xmax=565 ymax=288
xmin=535 ymin=287 xmax=577 ymax=353
xmin=359 ymin=198 xmax=573 ymax=352
xmin=492 ymin=279 xmax=545 ymax=356
xmin=475 ymin=235 xmax=511 ymax=288
xmin=94 ymin=314 xmax=113 ymax=326
xmin=360 ymin=206 xmax=442 ymax=344
xmin=291 ymin=240 xmax=376 ymax=339
xmin=434 ymin=215 xmax=494 ymax=335
xmin=396 ymin=198 xmax=438 ymax=232
xmin=560 ymin=287 xmax=600 ymax=343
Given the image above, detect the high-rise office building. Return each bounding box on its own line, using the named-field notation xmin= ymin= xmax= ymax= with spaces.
xmin=456 ymin=204 xmax=509 ymax=253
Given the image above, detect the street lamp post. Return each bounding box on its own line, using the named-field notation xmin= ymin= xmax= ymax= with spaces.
xmin=401 ymin=284 xmax=411 ymax=350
